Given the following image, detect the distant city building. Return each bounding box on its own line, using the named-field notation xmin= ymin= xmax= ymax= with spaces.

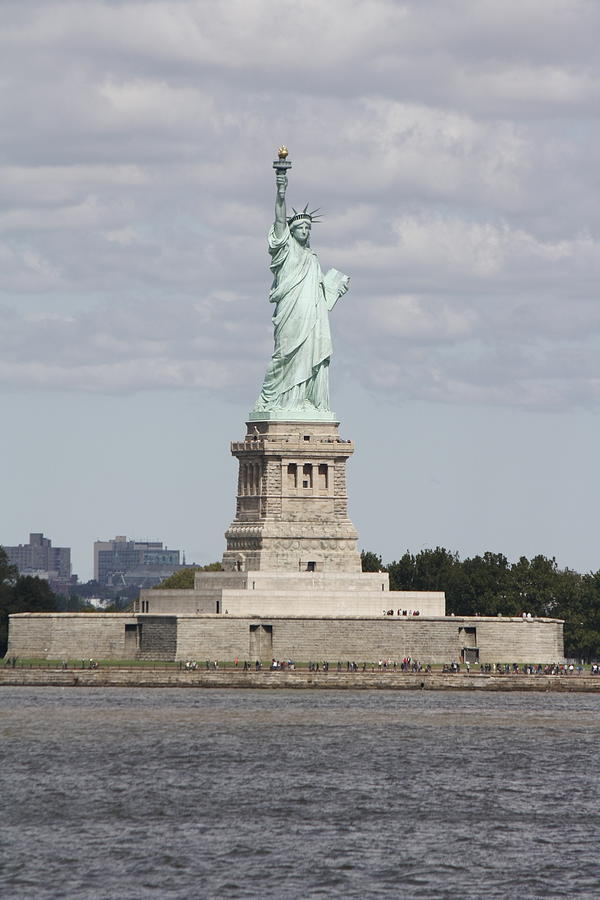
xmin=4 ymin=532 xmax=74 ymax=594
xmin=86 ymin=597 xmax=112 ymax=610
xmin=93 ymin=536 xmax=182 ymax=588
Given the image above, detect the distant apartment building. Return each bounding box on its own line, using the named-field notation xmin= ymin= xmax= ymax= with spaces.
xmin=93 ymin=536 xmax=182 ymax=588
xmin=4 ymin=532 xmax=74 ymax=593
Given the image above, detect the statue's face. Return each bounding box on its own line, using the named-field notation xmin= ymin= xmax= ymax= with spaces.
xmin=292 ymin=222 xmax=311 ymax=245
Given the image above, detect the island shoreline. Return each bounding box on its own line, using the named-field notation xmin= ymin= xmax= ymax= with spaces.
xmin=1 ymin=668 xmax=599 ymax=692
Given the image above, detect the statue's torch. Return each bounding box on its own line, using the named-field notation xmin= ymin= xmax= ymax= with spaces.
xmin=273 ymin=146 xmax=292 ymax=179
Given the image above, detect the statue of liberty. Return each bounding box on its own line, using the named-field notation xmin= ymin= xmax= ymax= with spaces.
xmin=252 ymin=148 xmax=350 ymax=418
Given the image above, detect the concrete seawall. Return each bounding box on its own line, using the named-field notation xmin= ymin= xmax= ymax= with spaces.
xmin=1 ymin=668 xmax=599 ymax=692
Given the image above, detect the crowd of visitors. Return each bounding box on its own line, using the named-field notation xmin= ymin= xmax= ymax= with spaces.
xmin=169 ymin=657 xmax=598 ymax=675
xmin=441 ymin=661 xmax=586 ymax=675
xmin=383 ymin=609 xmax=421 ymax=616
xmin=5 ymin=656 xmax=600 ymax=674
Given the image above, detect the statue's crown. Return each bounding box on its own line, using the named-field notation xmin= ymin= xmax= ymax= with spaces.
xmin=287 ymin=204 xmax=322 ymax=228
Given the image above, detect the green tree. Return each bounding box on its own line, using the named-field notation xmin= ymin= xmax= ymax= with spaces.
xmin=506 ymin=555 xmax=565 ymax=617
xmin=556 ymin=570 xmax=600 ymax=661
xmin=386 ymin=551 xmax=417 ymax=591
xmin=361 ymin=550 xmax=385 ymax=572
xmin=154 ymin=568 xmax=199 ymax=589
xmin=154 ymin=562 xmax=223 ymax=590
xmin=0 ymin=551 xmax=57 ymax=655
xmin=453 ymin=552 xmax=512 ymax=616
xmin=0 ymin=547 xmax=18 ymax=655
xmin=10 ymin=576 xmax=58 ymax=614
xmin=388 ymin=548 xmax=460 ymax=594
xmin=0 ymin=547 xmax=17 ymax=588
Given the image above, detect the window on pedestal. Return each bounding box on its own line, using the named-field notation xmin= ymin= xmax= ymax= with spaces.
xmin=243 ymin=462 xmax=255 ymax=495
xmin=243 ymin=462 xmax=261 ymax=495
xmin=318 ymin=463 xmax=328 ymax=489
xmin=253 ymin=462 xmax=261 ymax=495
xmin=302 ymin=463 xmax=313 ymax=488
xmin=287 ymin=463 xmax=297 ymax=488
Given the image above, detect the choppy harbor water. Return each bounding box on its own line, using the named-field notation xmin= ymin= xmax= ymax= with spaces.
xmin=1 ymin=688 xmax=600 ymax=899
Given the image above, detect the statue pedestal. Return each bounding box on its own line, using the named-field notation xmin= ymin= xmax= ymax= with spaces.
xmin=223 ymin=419 xmax=362 ymax=574
xmin=139 ymin=416 xmax=449 ymax=618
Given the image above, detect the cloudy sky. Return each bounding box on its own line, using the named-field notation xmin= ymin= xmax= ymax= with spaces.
xmin=2 ymin=0 xmax=600 ymax=581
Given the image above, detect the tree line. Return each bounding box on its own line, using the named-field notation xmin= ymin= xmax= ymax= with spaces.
xmin=362 ymin=547 xmax=600 ymax=660
xmin=0 ymin=546 xmax=129 ymax=655
xmin=0 ymin=547 xmax=58 ymax=655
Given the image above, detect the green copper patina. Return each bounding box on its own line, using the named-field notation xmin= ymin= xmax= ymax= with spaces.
xmin=249 ymin=149 xmax=350 ymax=423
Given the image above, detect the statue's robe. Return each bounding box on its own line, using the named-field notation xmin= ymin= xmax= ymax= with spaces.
xmin=254 ymin=224 xmax=334 ymax=411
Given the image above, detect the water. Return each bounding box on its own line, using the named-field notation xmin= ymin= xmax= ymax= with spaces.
xmin=1 ymin=688 xmax=599 ymax=899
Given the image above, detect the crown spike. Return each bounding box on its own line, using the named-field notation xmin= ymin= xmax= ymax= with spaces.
xmin=287 ymin=203 xmax=325 ymax=228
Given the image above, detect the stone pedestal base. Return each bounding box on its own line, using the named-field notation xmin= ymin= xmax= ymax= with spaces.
xmin=192 ymin=569 xmax=395 ymax=616
xmin=223 ymin=419 xmax=362 ymax=574
xmin=142 ymin=572 xmax=448 ymax=618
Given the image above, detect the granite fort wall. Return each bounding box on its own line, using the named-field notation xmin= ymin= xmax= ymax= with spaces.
xmin=7 ymin=614 xmax=564 ymax=663
xmin=175 ymin=616 xmax=563 ymax=664
xmin=177 ymin=618 xmax=252 ymax=662
xmin=7 ymin=613 xmax=138 ymax=660
xmin=469 ymin=619 xmax=564 ymax=662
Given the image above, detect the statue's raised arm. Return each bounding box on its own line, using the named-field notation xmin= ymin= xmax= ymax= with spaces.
xmin=274 ymin=171 xmax=287 ymax=239
xmin=250 ymin=149 xmax=350 ymax=422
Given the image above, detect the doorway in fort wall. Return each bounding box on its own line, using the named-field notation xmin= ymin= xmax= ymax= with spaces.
xmin=124 ymin=623 xmax=139 ymax=654
xmin=460 ymin=626 xmax=479 ymax=663
xmin=249 ymin=624 xmax=273 ymax=660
